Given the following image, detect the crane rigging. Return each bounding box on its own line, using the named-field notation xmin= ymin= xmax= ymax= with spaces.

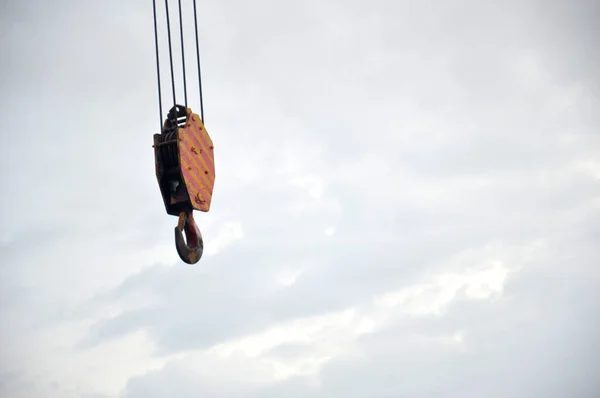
xmin=151 ymin=0 xmax=215 ymax=265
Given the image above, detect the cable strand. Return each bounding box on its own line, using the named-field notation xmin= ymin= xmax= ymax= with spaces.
xmin=152 ymin=0 xmax=163 ymax=133
xmin=192 ymin=0 xmax=204 ymax=123
xmin=177 ymin=0 xmax=188 ymax=107
xmin=164 ymin=0 xmax=177 ymax=106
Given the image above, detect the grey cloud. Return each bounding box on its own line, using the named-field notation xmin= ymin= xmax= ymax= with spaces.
xmin=81 ymin=164 xmax=597 ymax=355
xmin=1 ymin=0 xmax=599 ymax=397
xmin=116 ymin=0 xmax=599 ymax=395
xmin=78 ymin=120 xmax=599 ymax=356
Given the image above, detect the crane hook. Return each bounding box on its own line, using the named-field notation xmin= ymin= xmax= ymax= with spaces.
xmin=174 ymin=210 xmax=203 ymax=264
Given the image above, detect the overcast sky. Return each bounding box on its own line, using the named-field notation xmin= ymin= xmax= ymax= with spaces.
xmin=1 ymin=0 xmax=599 ymax=397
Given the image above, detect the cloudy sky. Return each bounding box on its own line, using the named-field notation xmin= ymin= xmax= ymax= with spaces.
xmin=1 ymin=0 xmax=599 ymax=397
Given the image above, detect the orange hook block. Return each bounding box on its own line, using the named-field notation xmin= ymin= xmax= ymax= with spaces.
xmin=152 ymin=105 xmax=215 ymax=264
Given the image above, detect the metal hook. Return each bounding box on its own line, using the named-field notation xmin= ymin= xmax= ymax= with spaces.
xmin=174 ymin=210 xmax=203 ymax=264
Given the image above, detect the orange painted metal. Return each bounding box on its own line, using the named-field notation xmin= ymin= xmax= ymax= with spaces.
xmin=177 ymin=108 xmax=215 ymax=212
xmin=153 ymin=106 xmax=215 ymax=218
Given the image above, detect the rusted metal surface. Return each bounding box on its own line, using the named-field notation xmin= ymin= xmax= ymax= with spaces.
xmin=177 ymin=109 xmax=215 ymax=212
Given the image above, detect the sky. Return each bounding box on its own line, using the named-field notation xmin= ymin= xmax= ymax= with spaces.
xmin=1 ymin=0 xmax=599 ymax=397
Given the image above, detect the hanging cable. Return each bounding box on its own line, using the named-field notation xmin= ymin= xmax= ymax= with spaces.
xmin=192 ymin=0 xmax=204 ymax=123
xmin=152 ymin=0 xmax=163 ymax=133
xmin=177 ymin=0 xmax=188 ymax=107
xmin=164 ymin=0 xmax=177 ymax=105
xmin=154 ymin=0 xmax=204 ymax=123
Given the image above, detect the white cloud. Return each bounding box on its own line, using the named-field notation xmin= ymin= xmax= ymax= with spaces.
xmin=117 ymin=240 xmax=537 ymax=394
xmin=575 ymin=159 xmax=600 ymax=180
xmin=204 ymin=221 xmax=245 ymax=256
xmin=290 ymin=175 xmax=324 ymax=199
xmin=275 ymin=267 xmax=307 ymax=288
